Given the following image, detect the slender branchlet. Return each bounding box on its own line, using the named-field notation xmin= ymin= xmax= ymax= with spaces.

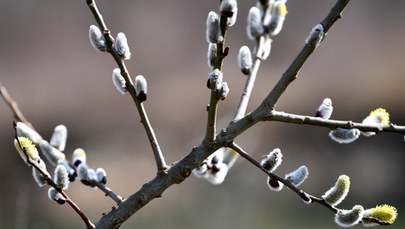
xmin=0 ymin=83 xmax=32 ymax=128
xmin=85 ymin=0 xmax=167 ymax=173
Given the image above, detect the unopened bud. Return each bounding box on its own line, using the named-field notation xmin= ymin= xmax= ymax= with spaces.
xmin=329 ymin=128 xmax=361 ymax=144
xmin=306 ymin=24 xmax=324 ymax=48
xmin=96 ymin=168 xmax=107 ymax=184
xmin=247 ymin=6 xmax=263 ymax=40
xmin=32 ymin=160 xmax=50 ymax=187
xmin=207 ymin=43 xmax=217 ymax=69
xmin=72 ymin=148 xmax=86 ymax=167
xmin=220 ymin=0 xmax=238 ymax=26
xmin=334 ymin=205 xmax=364 ymax=228
xmin=48 ymin=187 xmax=66 ymax=205
xmin=89 ymin=25 xmax=107 ymax=52
xmin=284 ymin=165 xmax=309 ymax=187
xmin=218 ymin=82 xmax=229 ymax=100
xmin=39 ymin=140 xmax=66 ymax=166
xmin=208 ymin=69 xmax=223 ymax=90
xmin=115 ymin=32 xmax=131 ymax=60
xmin=315 ymin=98 xmax=333 ymax=119
xmin=112 ymin=68 xmax=127 ymax=95
xmin=134 ymin=75 xmax=147 ymax=102
xmin=16 ymin=122 xmax=42 ymax=144
xmin=237 ymin=46 xmax=253 ymax=75
xmin=54 ymin=165 xmax=69 ymax=190
xmin=206 ymin=11 xmax=223 ymax=44
xmin=260 ymin=148 xmax=282 ymax=173
xmin=266 ymin=0 xmax=288 ymax=36
xmin=266 ymin=177 xmax=284 ymax=191
xmin=50 ymin=124 xmax=67 ymax=151
xmin=300 ymin=191 xmax=312 ymax=204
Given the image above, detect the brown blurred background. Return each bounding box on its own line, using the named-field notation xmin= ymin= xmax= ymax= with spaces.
xmin=1 ymin=0 xmax=405 ymax=228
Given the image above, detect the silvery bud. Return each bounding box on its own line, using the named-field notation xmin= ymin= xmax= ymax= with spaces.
xmin=96 ymin=168 xmax=107 ymax=184
xmin=54 ymin=164 xmax=69 ymax=190
xmin=260 ymin=148 xmax=282 ymax=173
xmin=50 ymin=124 xmax=67 ymax=152
xmin=48 ymin=187 xmax=66 ymax=205
xmin=89 ymin=25 xmax=107 ymax=52
xmin=266 ymin=177 xmax=284 ymax=191
xmin=315 ymin=98 xmax=333 ymax=119
xmin=112 ymin=68 xmax=127 ymax=95
xmin=306 ymin=24 xmax=324 ymax=48
xmin=218 ymin=82 xmax=229 ymax=100
xmin=247 ymin=6 xmax=264 ymax=40
xmin=237 ymin=46 xmax=253 ymax=75
xmin=334 ymin=205 xmax=364 ymax=227
xmin=206 ymin=11 xmax=223 ymax=44
xmin=220 ymin=0 xmax=238 ymax=27
xmin=39 ymin=140 xmax=66 ymax=166
xmin=284 ymin=165 xmax=309 ymax=187
xmin=329 ymin=128 xmax=361 ymax=144
xmin=32 ymin=160 xmax=50 ymax=187
xmin=266 ymin=0 xmax=288 ymax=36
xmin=207 ymin=43 xmax=217 ymax=69
xmin=322 ymin=175 xmax=350 ymax=207
xmin=72 ymin=148 xmax=86 ymax=167
xmin=16 ymin=122 xmax=42 ymax=144
xmin=207 ymin=69 xmax=223 ymax=91
xmin=134 ymin=75 xmax=147 ymax=102
xmin=115 ymin=32 xmax=131 ymax=60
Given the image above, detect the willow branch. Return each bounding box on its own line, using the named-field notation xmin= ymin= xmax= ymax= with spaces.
xmin=14 ymin=130 xmax=95 ymax=229
xmin=91 ymin=181 xmax=124 ymax=205
xmin=0 ymin=82 xmax=33 ymax=129
xmin=261 ymin=0 xmax=350 ymax=111
xmin=85 ymin=0 xmax=167 ymax=172
xmin=268 ymin=110 xmax=405 ymax=134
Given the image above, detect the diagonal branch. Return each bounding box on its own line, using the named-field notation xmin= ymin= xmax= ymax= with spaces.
xmin=85 ymin=0 xmax=167 ymax=173
xmin=268 ymin=110 xmax=405 ymax=134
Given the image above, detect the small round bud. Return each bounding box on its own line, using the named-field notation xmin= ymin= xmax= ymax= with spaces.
xmin=315 ymin=98 xmax=333 ymax=119
xmin=266 ymin=177 xmax=284 ymax=191
xmin=218 ymin=82 xmax=230 ymax=100
xmin=299 ymin=191 xmax=312 ymax=204
xmin=208 ymin=69 xmax=223 ymax=91
xmin=134 ymin=75 xmax=147 ymax=102
xmin=48 ymin=188 xmax=66 ymax=205
xmin=260 ymin=148 xmax=282 ymax=173
xmin=306 ymin=24 xmax=324 ymax=48
xmin=96 ymin=168 xmax=107 ymax=184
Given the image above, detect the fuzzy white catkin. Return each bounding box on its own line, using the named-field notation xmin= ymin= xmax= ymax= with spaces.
xmin=112 ymin=68 xmax=127 ymax=95
xmin=220 ymin=0 xmax=238 ymax=26
xmin=134 ymin=75 xmax=147 ymax=102
xmin=115 ymin=32 xmax=131 ymax=60
xmin=96 ymin=168 xmax=107 ymax=184
xmin=77 ymin=163 xmax=89 ymax=181
xmin=48 ymin=187 xmax=66 ymax=204
xmin=260 ymin=148 xmax=282 ymax=173
xmin=207 ymin=43 xmax=217 ymax=69
xmin=206 ymin=11 xmax=223 ymax=44
xmin=208 ymin=69 xmax=223 ymax=91
xmin=316 ymin=98 xmax=333 ymax=119
xmin=329 ymin=128 xmax=361 ymax=144
xmin=267 ymin=1 xmax=288 ymax=36
xmin=72 ymin=148 xmax=86 ymax=167
xmin=259 ymin=36 xmax=272 ymax=60
xmin=39 ymin=140 xmax=66 ymax=166
xmin=50 ymin=125 xmax=67 ymax=152
xmin=322 ymin=175 xmax=350 ymax=207
xmin=16 ymin=122 xmax=43 ymax=144
xmin=54 ymin=165 xmax=69 ymax=190
xmin=247 ymin=6 xmax=263 ymax=40
xmin=334 ymin=205 xmax=364 ymax=228
xmin=89 ymin=25 xmax=107 ymax=52
xmin=218 ymin=82 xmax=229 ymax=100
xmin=237 ymin=46 xmax=253 ymax=75
xmin=284 ymin=165 xmax=309 ymax=187
xmin=32 ymin=160 xmax=50 ymax=187
xmin=306 ymin=24 xmax=324 ymax=48
xmin=205 ymin=163 xmax=229 ymax=185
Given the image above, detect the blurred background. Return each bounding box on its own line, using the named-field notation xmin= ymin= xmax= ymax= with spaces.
xmin=1 ymin=0 xmax=405 ymax=228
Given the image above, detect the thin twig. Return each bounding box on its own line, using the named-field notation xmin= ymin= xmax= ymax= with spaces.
xmin=14 ymin=129 xmax=96 ymax=229
xmin=85 ymin=0 xmax=167 ymax=173
xmin=261 ymin=0 xmax=351 ymax=110
xmin=268 ymin=110 xmax=405 ymax=134
xmin=0 ymin=82 xmax=33 ymax=129
xmin=92 ymin=181 xmax=125 ymax=205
